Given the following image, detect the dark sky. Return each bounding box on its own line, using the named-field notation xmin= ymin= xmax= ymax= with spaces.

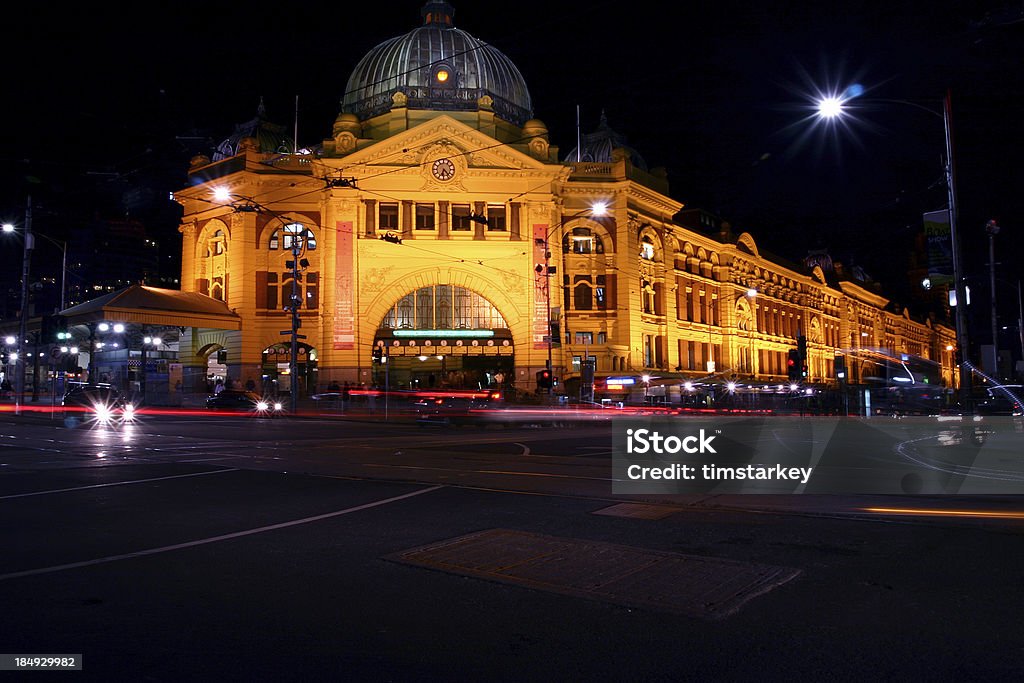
xmin=3 ymin=0 xmax=1023 ymax=322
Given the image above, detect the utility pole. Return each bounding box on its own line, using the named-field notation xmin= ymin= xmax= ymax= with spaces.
xmin=288 ymin=236 xmax=303 ymax=413
xmin=15 ymin=196 xmax=34 ymax=414
xmin=944 ymin=90 xmax=971 ymax=405
xmin=985 ymin=219 xmax=1000 ymax=378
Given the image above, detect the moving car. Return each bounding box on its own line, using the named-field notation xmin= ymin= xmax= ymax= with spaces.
xmin=975 ymin=386 xmax=1023 ymax=416
xmin=205 ymin=389 xmax=284 ymax=415
xmin=62 ymin=383 xmax=135 ymax=423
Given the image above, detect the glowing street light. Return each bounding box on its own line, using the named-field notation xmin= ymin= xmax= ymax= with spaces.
xmin=541 ymin=202 xmax=610 ymax=396
xmin=808 ymin=85 xmax=971 ymax=403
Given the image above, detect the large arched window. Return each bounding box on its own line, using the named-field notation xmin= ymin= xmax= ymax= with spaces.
xmin=269 ymin=223 xmax=317 ymax=251
xmin=380 ymin=285 xmax=508 ymax=330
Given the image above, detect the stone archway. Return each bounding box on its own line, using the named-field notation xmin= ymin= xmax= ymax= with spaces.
xmin=372 ymin=284 xmax=514 ymax=391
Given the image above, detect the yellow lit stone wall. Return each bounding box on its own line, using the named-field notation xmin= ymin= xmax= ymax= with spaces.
xmin=176 ymin=114 xmax=956 ymax=395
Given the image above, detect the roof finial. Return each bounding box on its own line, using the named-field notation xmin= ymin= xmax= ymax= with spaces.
xmin=257 ymin=96 xmax=266 ymax=118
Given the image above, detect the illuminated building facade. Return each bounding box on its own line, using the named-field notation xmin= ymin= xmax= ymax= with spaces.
xmin=173 ymin=1 xmax=956 ymax=402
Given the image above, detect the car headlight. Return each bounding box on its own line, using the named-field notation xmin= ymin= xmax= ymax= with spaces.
xmin=273 ymin=402 xmax=283 ymax=411
xmin=122 ymin=404 xmax=136 ymax=421
xmin=93 ymin=404 xmax=113 ymax=422
xmin=256 ymin=401 xmax=270 ymax=411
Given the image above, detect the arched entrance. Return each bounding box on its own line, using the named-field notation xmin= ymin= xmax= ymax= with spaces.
xmin=261 ymin=342 xmax=318 ymax=397
xmin=374 ymin=285 xmax=514 ymax=391
xmin=196 ymin=343 xmax=228 ymax=392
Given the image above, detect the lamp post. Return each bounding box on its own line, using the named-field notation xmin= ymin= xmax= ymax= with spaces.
xmin=814 ymin=89 xmax=971 ymax=404
xmin=214 ymin=189 xmax=312 ymax=413
xmin=745 ymin=288 xmax=758 ymax=378
xmin=540 ymin=201 xmax=608 ymax=396
xmin=985 ymin=219 xmax=1000 ymax=378
xmin=5 ymin=197 xmax=33 ymax=413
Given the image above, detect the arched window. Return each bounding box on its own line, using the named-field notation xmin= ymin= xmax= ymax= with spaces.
xmin=564 ymin=228 xmax=606 ymax=255
xmin=270 ymin=223 xmax=317 ymax=251
xmin=640 ymin=236 xmax=655 ymax=260
xmin=206 ymin=229 xmax=226 ymax=257
xmin=574 ymin=282 xmax=593 ymax=310
xmin=380 ymin=286 xmax=508 ymax=330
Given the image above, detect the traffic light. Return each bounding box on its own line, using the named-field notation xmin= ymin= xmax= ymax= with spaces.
xmin=536 ymin=369 xmax=552 ymax=389
xmin=834 ymin=354 xmax=846 ymax=380
xmin=372 ymin=345 xmax=383 ymax=363
xmin=55 ymin=316 xmax=69 ymax=341
xmin=797 ymin=334 xmax=807 ymax=361
xmin=787 ymin=349 xmax=801 ymax=381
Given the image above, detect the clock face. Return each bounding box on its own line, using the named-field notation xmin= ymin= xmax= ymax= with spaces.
xmin=432 ymin=158 xmax=455 ymax=181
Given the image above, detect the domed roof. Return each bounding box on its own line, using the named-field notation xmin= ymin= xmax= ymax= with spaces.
xmin=341 ymin=2 xmax=533 ymax=126
xmin=213 ymin=99 xmax=295 ymax=162
xmin=564 ymin=111 xmax=648 ymax=171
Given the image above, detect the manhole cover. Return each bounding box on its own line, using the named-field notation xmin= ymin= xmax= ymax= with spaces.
xmin=387 ymin=529 xmax=799 ymax=619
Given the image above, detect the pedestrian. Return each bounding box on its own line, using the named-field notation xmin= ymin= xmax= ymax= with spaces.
xmin=245 ymin=378 xmax=256 ymax=392
xmin=214 ymin=379 xmax=225 ymax=395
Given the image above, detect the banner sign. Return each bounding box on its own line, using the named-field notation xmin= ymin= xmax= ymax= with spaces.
xmin=333 ymin=221 xmax=355 ymax=349
xmin=533 ymin=224 xmax=549 ymax=349
xmin=923 ymin=210 xmax=953 ymax=286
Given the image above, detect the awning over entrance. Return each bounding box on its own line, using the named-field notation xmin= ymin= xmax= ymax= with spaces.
xmin=59 ymin=285 xmax=242 ymax=330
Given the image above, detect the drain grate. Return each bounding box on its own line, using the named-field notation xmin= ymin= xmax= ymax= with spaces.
xmin=387 ymin=529 xmax=800 ymax=619
xmin=592 ymin=502 xmax=683 ymax=519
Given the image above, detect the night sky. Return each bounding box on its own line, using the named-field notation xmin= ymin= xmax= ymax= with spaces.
xmin=3 ymin=0 xmax=1023 ymax=332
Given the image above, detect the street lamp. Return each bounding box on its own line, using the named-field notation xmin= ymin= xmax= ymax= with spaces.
xmin=745 ymin=288 xmax=758 ymax=377
xmin=3 ymin=197 xmax=34 ymax=413
xmin=215 ymin=189 xmax=313 ymax=413
xmin=985 ymin=219 xmax=1000 ymax=378
xmin=813 ymin=88 xmax=971 ymax=403
xmin=540 ymin=201 xmax=609 ymax=396
xmin=4 ymin=219 xmax=68 ymax=311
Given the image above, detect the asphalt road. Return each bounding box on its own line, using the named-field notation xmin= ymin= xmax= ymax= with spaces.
xmin=1 ymin=413 xmax=1023 ymax=681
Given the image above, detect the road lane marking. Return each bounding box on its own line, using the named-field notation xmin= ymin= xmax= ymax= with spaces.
xmin=365 ymin=462 xmax=624 ymax=482
xmin=0 ymin=468 xmax=239 ymax=500
xmin=0 ymin=485 xmax=443 ymax=581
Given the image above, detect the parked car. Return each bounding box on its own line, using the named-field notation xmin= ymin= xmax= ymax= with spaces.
xmin=62 ymin=383 xmax=134 ymax=423
xmin=205 ymin=390 xmax=283 ymax=415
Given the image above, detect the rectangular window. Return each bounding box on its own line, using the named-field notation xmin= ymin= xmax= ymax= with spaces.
xmin=305 ymin=272 xmax=319 ymax=309
xmin=415 ymin=204 xmax=435 ymax=230
xmin=486 ymin=204 xmax=506 ymax=231
xmin=571 ymin=237 xmax=593 ymax=253
xmin=575 ymin=331 xmax=594 ymax=345
xmin=379 ymin=203 xmax=399 ymax=230
xmin=451 ymin=204 xmax=472 ymax=231
xmin=266 ymin=272 xmax=279 ymax=310
xmin=597 ymin=331 xmax=607 ymax=344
